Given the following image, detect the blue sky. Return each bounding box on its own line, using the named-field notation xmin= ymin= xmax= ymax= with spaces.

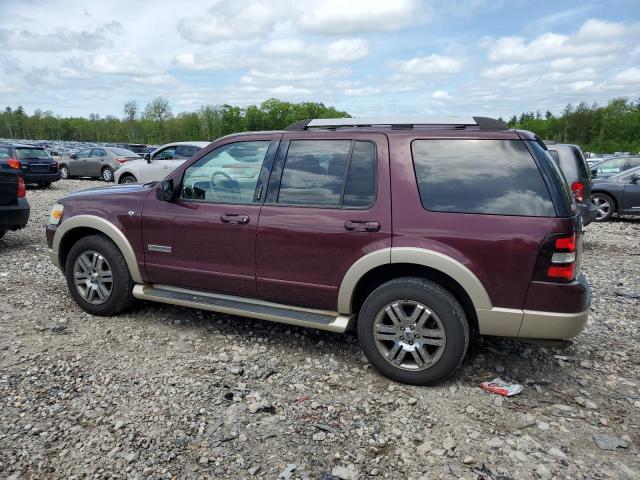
xmin=0 ymin=0 xmax=639 ymax=119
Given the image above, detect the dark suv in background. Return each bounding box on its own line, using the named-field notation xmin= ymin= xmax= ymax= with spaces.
xmin=545 ymin=142 xmax=597 ymax=225
xmin=0 ymin=143 xmax=60 ymax=187
xmin=46 ymin=117 xmax=590 ymax=385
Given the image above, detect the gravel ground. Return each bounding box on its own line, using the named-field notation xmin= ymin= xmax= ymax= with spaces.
xmin=1 ymin=179 xmax=639 ymax=480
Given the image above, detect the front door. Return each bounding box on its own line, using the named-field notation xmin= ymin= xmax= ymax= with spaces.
xmin=140 ymin=145 xmax=176 ymax=182
xmin=88 ymin=148 xmax=107 ymax=177
xmin=72 ymin=149 xmax=91 ymax=176
xmin=256 ymin=133 xmax=392 ymax=311
xmin=141 ymin=137 xmax=278 ymax=297
xmin=622 ymin=173 xmax=640 ymax=212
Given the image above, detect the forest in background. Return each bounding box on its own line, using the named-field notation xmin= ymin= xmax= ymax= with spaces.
xmin=1 ymin=96 xmax=639 ymax=153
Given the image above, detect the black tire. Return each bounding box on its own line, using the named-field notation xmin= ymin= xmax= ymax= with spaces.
xmin=101 ymin=167 xmax=114 ymax=182
xmin=592 ymin=192 xmax=615 ymax=222
xmin=119 ymin=174 xmax=137 ymax=184
xmin=64 ymin=234 xmax=135 ymax=316
xmin=59 ymin=165 xmax=70 ymax=179
xmin=357 ymin=277 xmax=469 ymax=385
xmin=38 ymin=182 xmax=51 ymax=188
xmin=0 ymin=230 xmax=5 ymax=240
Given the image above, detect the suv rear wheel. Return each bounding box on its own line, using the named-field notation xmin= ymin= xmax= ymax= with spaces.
xmin=358 ymin=277 xmax=469 ymax=385
xmin=65 ymin=234 xmax=135 ymax=316
xmin=119 ymin=174 xmax=137 ymax=184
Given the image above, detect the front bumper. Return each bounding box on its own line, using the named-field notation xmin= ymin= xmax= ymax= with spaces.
xmin=46 ymin=224 xmax=60 ymax=268
xmin=0 ymin=198 xmax=30 ymax=231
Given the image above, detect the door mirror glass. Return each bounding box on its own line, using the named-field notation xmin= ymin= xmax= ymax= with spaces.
xmin=631 ymin=173 xmax=640 ymax=183
xmin=156 ymin=179 xmax=178 ymax=202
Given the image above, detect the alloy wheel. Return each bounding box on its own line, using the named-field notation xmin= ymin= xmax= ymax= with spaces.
xmin=73 ymin=250 xmax=113 ymax=305
xmin=373 ymin=300 xmax=446 ymax=371
xmin=102 ymin=168 xmax=113 ymax=182
xmin=592 ymin=196 xmax=611 ymax=220
xmin=60 ymin=167 xmax=69 ymax=179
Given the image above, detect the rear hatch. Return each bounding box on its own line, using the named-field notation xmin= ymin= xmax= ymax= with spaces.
xmin=569 ymin=145 xmax=592 ymax=202
xmin=0 ymin=171 xmax=18 ymax=206
xmin=15 ymin=147 xmax=57 ymax=173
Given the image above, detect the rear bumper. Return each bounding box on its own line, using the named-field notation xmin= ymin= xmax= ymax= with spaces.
xmin=23 ymin=172 xmax=60 ymax=183
xmin=0 ymin=198 xmax=30 ymax=230
xmin=477 ymin=274 xmax=591 ymax=340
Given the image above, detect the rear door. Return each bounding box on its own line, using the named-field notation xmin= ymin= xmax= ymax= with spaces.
xmin=255 ymin=133 xmax=391 ymax=310
xmin=0 ymin=171 xmax=18 ymax=206
xmin=622 ymin=170 xmax=640 ymax=212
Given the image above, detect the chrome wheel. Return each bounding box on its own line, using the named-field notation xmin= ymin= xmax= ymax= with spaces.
xmin=102 ymin=168 xmax=113 ymax=182
xmin=592 ymin=196 xmax=611 ymax=220
xmin=373 ymin=300 xmax=446 ymax=371
xmin=73 ymin=250 xmax=113 ymax=305
xmin=60 ymin=166 xmax=69 ymax=179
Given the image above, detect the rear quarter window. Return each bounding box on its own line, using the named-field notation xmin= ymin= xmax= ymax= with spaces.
xmin=411 ymin=139 xmax=555 ymax=217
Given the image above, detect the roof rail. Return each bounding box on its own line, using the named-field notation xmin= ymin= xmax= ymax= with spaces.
xmin=285 ymin=116 xmax=508 ymax=131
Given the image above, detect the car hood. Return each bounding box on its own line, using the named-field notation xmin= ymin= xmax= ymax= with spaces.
xmin=62 ymin=182 xmax=156 ymax=201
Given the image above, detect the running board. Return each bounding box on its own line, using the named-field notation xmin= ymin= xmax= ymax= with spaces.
xmin=132 ymin=284 xmax=353 ymax=333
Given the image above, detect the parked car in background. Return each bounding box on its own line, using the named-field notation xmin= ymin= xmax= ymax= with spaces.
xmin=60 ymin=147 xmax=141 ymax=182
xmin=47 ymin=116 xmax=590 ymax=385
xmin=114 ymin=141 xmax=208 ymax=184
xmin=105 ymin=143 xmax=149 ymax=155
xmin=545 ymin=141 xmax=597 ymax=225
xmin=590 ymin=156 xmax=640 ymax=179
xmin=0 ymin=171 xmax=29 ymax=239
xmin=0 ymin=143 xmax=60 ymax=187
xmin=590 ymin=166 xmax=640 ymax=221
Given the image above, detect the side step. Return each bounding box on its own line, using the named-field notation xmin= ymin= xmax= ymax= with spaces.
xmin=132 ymin=284 xmax=353 ymax=333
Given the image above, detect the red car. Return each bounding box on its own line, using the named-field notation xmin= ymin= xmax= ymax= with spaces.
xmin=46 ymin=117 xmax=590 ymax=385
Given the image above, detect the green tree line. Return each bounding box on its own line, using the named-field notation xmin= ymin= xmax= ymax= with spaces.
xmin=2 ymin=96 xmax=639 ymax=153
xmin=506 ymin=97 xmax=640 ymax=153
xmin=0 ymin=98 xmax=349 ymax=145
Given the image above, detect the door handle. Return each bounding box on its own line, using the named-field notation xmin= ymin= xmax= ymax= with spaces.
xmin=221 ymin=213 xmax=250 ymax=225
xmin=344 ymin=220 xmax=381 ymax=232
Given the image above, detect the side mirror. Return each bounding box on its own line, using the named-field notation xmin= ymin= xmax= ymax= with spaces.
xmin=591 ymin=168 xmax=597 ymax=176
xmin=631 ymin=173 xmax=640 ymax=183
xmin=144 ymin=153 xmax=151 ymax=163
xmin=156 ymin=179 xmax=179 ymax=202
xmin=69 ymin=154 xmax=77 ymax=159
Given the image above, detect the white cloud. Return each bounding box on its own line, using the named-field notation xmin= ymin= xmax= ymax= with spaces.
xmin=0 ymin=22 xmax=122 ymax=52
xmin=431 ymin=90 xmax=451 ymax=100
xmin=325 ymin=39 xmax=368 ymax=62
xmin=568 ymin=80 xmax=595 ymax=92
xmin=83 ymin=53 xmax=156 ymax=76
xmin=613 ymin=68 xmax=640 ymax=84
xmin=396 ymin=54 xmax=463 ymax=75
xmin=261 ymin=38 xmax=307 ymax=56
xmin=344 ymin=87 xmax=381 ymax=96
xmin=297 ymin=0 xmax=424 ymax=34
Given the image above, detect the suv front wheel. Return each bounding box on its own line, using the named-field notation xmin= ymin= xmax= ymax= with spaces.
xmin=358 ymin=277 xmax=469 ymax=385
xmin=65 ymin=234 xmax=135 ymax=316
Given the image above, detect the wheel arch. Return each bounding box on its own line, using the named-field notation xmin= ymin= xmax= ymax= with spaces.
xmin=338 ymin=247 xmax=493 ymax=332
xmin=54 ymin=215 xmax=143 ymax=283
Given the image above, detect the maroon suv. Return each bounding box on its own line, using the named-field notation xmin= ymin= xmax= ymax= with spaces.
xmin=46 ymin=117 xmax=590 ymax=385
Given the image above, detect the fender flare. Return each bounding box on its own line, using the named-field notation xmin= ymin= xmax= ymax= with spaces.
xmin=52 ymin=215 xmax=144 ymax=284
xmin=337 ymin=247 xmax=492 ymax=314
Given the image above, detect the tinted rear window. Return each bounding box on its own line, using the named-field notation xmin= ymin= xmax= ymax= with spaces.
xmin=412 ymin=139 xmax=555 ymax=217
xmin=109 ymin=148 xmax=138 ymax=156
xmin=15 ymin=148 xmax=50 ymax=160
xmin=570 ymin=146 xmax=590 ymax=179
xmin=0 ymin=147 xmax=10 ymax=159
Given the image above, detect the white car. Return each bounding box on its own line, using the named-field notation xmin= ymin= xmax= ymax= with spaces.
xmin=114 ymin=141 xmax=209 ymax=184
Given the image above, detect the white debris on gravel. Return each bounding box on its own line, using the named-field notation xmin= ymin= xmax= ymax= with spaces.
xmin=0 ymin=179 xmax=639 ymax=479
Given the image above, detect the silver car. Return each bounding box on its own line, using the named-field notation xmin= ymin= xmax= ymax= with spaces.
xmin=59 ymin=147 xmax=141 ymax=182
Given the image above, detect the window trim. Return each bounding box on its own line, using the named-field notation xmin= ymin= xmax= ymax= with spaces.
xmin=410 ymin=138 xmax=558 ymax=218
xmin=176 ymin=139 xmax=277 ymax=206
xmin=268 ymin=138 xmax=378 ymax=210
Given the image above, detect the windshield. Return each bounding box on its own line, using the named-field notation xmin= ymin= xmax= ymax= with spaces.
xmin=15 ymin=148 xmax=51 ymax=160
xmin=611 ymin=165 xmax=640 ymax=180
xmin=109 ymin=148 xmax=139 ymax=157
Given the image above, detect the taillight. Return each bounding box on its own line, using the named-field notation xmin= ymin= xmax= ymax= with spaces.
xmin=571 ymin=181 xmax=584 ymax=203
xmin=17 ymin=177 xmax=26 ymax=198
xmin=7 ymin=158 xmax=21 ymax=169
xmin=533 ymin=232 xmax=579 ymax=282
xmin=115 ymin=158 xmax=127 ymax=164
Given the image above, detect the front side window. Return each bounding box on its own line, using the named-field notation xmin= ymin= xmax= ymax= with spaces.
xmin=90 ymin=149 xmax=106 ymax=157
xmin=181 ymin=141 xmax=269 ymax=204
xmin=0 ymin=147 xmax=10 ymax=159
xmin=277 ymin=140 xmax=376 ymax=208
xmin=412 ymin=139 xmax=555 ymax=217
xmin=154 ymin=147 xmax=177 ymax=160
xmin=76 ymin=149 xmax=91 ymax=158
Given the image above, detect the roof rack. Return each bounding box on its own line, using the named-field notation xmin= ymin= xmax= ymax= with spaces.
xmin=285 ymin=116 xmax=508 ymax=131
